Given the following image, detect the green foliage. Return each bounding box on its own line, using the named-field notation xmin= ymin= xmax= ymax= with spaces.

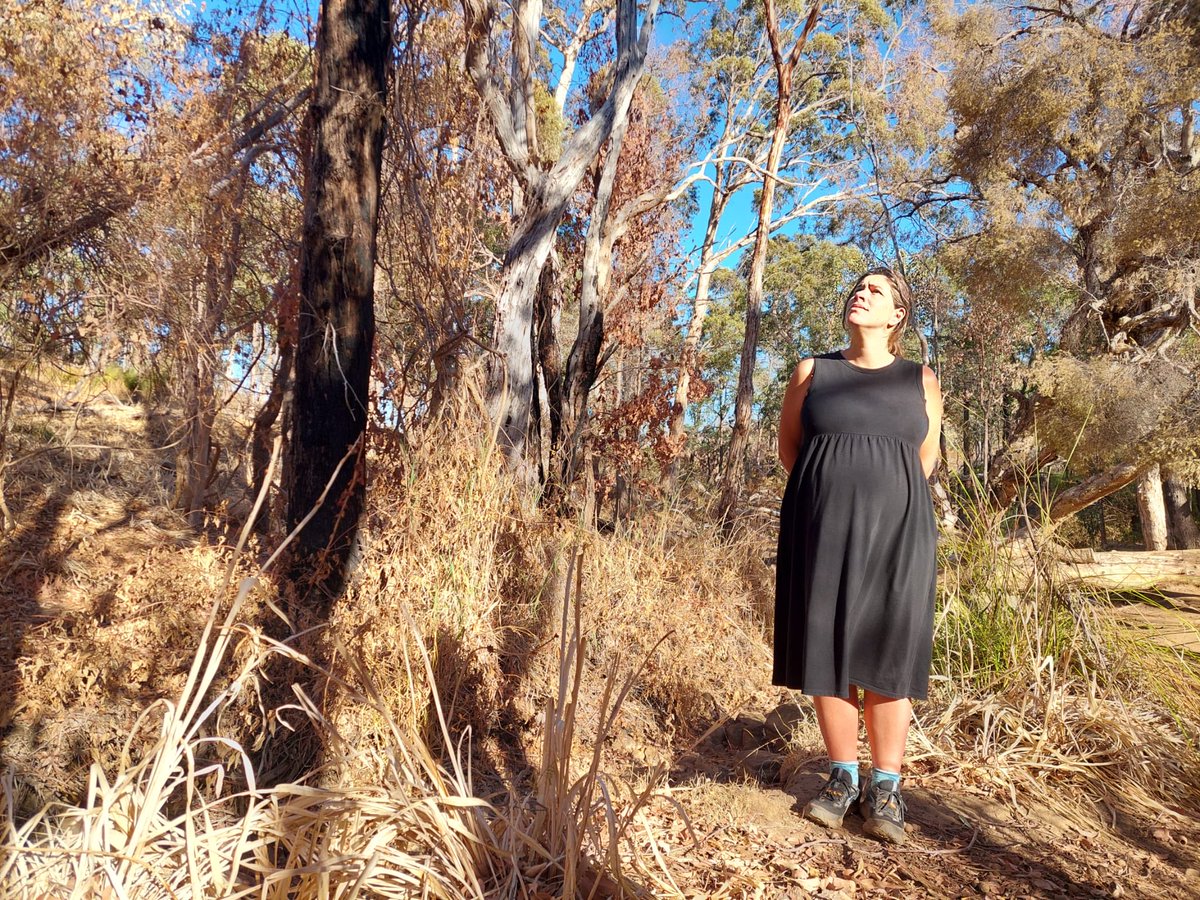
xmin=104 ymin=363 xmax=167 ymax=402
xmin=691 ymin=237 xmax=879 ymax=429
xmin=695 ymin=269 xmax=747 ymax=427
xmin=533 ymin=81 xmax=565 ymax=163
xmin=852 ymin=0 xmax=893 ymax=33
xmin=106 ymin=363 xmax=140 ymax=396
xmin=757 ymin=237 xmax=867 ymax=418
xmin=934 ymin=468 xmax=1112 ymax=692
xmin=936 ymin=3 xmax=1200 ymax=338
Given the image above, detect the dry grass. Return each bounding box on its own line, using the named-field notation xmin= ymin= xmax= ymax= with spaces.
xmin=0 ymin=549 xmax=503 ymax=897
xmin=3 ymin=367 xmax=1200 ymax=895
xmin=909 ymin=454 xmax=1200 ymax=829
xmin=1 ymin=375 xmax=752 ymax=897
xmin=314 ymin=381 xmax=773 ymax=795
xmin=0 ymin=413 xmax=679 ymax=897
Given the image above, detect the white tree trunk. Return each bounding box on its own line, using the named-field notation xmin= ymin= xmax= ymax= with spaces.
xmin=1136 ymin=463 xmax=1169 ymax=551
xmin=465 ymin=0 xmax=661 ymax=469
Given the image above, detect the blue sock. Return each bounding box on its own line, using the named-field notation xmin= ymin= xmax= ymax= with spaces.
xmin=871 ymin=767 xmax=901 ymax=788
xmin=830 ymin=759 xmax=859 ymax=788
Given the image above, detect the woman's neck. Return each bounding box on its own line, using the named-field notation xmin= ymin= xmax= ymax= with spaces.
xmin=843 ymin=333 xmax=894 ymax=367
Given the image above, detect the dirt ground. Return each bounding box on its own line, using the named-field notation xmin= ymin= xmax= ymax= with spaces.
xmin=595 ymin=694 xmax=1200 ymax=899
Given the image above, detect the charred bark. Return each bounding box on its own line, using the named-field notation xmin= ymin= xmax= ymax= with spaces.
xmin=559 ymin=112 xmax=632 ymax=491
xmin=249 ymin=284 xmax=298 ymax=534
xmin=284 ymin=0 xmax=390 ymax=610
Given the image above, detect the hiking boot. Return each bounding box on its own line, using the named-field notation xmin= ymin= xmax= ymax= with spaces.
xmin=802 ymin=768 xmax=860 ymax=829
xmin=859 ymin=778 xmax=907 ymax=844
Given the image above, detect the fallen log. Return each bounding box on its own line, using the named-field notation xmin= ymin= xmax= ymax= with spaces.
xmin=1003 ymin=542 xmax=1200 ymax=592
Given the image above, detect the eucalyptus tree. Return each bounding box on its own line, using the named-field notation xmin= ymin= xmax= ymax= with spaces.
xmin=668 ymin=0 xmax=895 ymax=495
xmin=714 ymin=0 xmax=898 ymax=522
xmin=461 ymin=0 xmax=662 ymax=475
xmin=664 ymin=2 xmax=776 ymax=491
xmin=551 ymin=71 xmax=701 ymax=498
xmin=284 ymin=0 xmax=391 ymax=604
xmin=925 ymin=0 xmax=1200 ymax=543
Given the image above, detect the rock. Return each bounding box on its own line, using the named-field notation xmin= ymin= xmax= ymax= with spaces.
xmin=736 ymin=748 xmax=782 ymax=783
xmin=765 ymin=701 xmax=812 ymax=748
xmin=724 ymin=715 xmax=768 ymax=750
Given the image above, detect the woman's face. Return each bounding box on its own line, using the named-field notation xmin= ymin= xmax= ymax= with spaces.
xmin=845 ymin=274 xmax=905 ymax=333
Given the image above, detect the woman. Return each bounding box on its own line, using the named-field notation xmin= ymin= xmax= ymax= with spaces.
xmin=773 ymin=266 xmax=943 ymax=845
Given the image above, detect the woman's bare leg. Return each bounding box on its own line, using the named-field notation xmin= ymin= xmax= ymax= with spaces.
xmin=862 ymin=690 xmax=911 ymax=773
xmin=812 ymin=688 xmax=860 ymax=762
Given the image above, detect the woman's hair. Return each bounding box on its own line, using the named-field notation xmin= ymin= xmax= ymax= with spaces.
xmin=841 ymin=266 xmax=913 ymax=356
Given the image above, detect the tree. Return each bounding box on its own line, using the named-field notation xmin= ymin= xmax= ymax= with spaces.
xmin=555 ymin=65 xmax=699 ymax=498
xmin=847 ymin=1 xmax=1200 ymax=539
xmin=0 ymin=1 xmax=187 ymax=283
xmin=168 ymin=24 xmax=311 ymax=527
xmin=935 ymin=2 xmax=1200 ymax=535
xmin=663 ymin=5 xmax=774 ymax=492
xmin=716 ymin=0 xmax=822 ymax=524
xmin=284 ymin=0 xmax=391 ymax=606
xmin=664 ymin=0 xmax=872 ymax=492
xmin=462 ymin=0 xmax=661 ymax=474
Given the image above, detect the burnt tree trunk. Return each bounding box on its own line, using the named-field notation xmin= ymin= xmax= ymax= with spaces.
xmin=535 ymin=251 xmax=565 ymax=493
xmin=284 ymin=0 xmax=390 ymax=609
xmin=559 ymin=112 xmax=632 ymax=491
xmin=249 ymin=282 xmax=298 ymax=534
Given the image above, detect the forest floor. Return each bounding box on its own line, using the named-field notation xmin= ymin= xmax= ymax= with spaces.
xmin=613 ymin=697 xmax=1200 ymax=899
xmin=3 ymin=375 xmax=1200 ymax=898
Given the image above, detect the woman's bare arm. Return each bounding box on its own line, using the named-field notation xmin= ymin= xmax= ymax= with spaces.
xmin=918 ymin=365 xmax=943 ymax=481
xmin=778 ymin=358 xmax=815 ymax=475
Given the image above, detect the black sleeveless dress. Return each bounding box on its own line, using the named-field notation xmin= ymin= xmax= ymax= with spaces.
xmin=772 ymin=350 xmax=938 ymax=700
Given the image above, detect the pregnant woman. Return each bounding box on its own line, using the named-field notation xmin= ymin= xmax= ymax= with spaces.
xmin=773 ymin=266 xmax=943 ymax=844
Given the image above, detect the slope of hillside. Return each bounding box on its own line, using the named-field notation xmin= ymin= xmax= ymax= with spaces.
xmin=2 ymin=374 xmax=1198 ymax=898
